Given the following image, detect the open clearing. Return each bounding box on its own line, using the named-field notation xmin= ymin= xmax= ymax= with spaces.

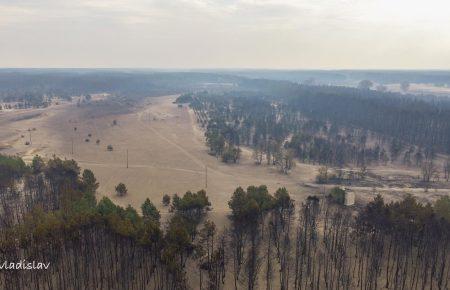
xmin=1 ymin=95 xmax=449 ymax=225
xmin=386 ymin=83 xmax=450 ymax=97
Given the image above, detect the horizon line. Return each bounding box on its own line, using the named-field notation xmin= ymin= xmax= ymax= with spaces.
xmin=1 ymin=67 xmax=450 ymax=72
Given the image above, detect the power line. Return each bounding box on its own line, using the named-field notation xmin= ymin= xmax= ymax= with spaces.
xmin=28 ymin=128 xmax=32 ymax=145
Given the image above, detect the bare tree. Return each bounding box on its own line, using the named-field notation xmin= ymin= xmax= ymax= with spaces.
xmin=421 ymin=159 xmax=437 ymax=183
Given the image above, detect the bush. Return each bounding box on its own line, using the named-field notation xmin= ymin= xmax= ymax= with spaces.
xmin=107 ymin=145 xmax=113 ymax=151
xmin=329 ymin=187 xmax=346 ymax=205
xmin=221 ymin=146 xmax=241 ymax=163
xmin=115 ymin=183 xmax=128 ymax=197
xmin=162 ymin=194 xmax=171 ymax=206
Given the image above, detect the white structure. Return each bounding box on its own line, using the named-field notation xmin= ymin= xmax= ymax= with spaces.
xmin=344 ymin=191 xmax=355 ymax=206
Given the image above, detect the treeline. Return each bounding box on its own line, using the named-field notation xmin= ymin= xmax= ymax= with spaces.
xmin=183 ymin=84 xmax=450 ymax=177
xmin=184 ymin=92 xmax=389 ymax=169
xmin=216 ymin=69 xmax=450 ymax=86
xmin=0 ymin=70 xmax=241 ymax=103
xmin=0 ymin=93 xmax=53 ymax=109
xmin=1 ymin=154 xmax=449 ymax=289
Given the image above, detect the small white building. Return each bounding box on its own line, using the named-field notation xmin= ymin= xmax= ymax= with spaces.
xmin=344 ymin=190 xmax=355 ymax=206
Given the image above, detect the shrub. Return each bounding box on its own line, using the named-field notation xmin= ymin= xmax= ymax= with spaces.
xmin=115 ymin=183 xmax=128 ymax=197
xmin=329 ymin=187 xmax=346 ymax=205
xmin=162 ymin=194 xmax=171 ymax=206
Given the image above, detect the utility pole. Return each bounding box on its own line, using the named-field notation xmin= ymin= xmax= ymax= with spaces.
xmin=28 ymin=129 xmax=32 ymax=145
xmin=72 ymin=126 xmax=76 ymax=155
xmin=126 ymin=149 xmax=129 ymax=168
xmin=205 ymin=165 xmax=208 ymax=188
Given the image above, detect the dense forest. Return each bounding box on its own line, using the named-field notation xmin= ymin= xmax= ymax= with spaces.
xmin=235 ymin=79 xmax=450 ymax=154
xmin=181 ymin=82 xmax=450 ymax=179
xmin=0 ymin=154 xmax=449 ymax=289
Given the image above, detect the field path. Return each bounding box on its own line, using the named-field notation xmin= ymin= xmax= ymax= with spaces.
xmin=77 ymin=159 xmax=204 ymax=174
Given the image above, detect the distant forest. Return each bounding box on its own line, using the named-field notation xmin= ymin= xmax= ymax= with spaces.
xmin=2 ymin=69 xmax=450 ymax=106
xmin=0 ymin=70 xmax=240 ymax=104
xmin=0 ymin=154 xmax=449 ymax=289
xmin=201 ymin=69 xmax=450 ymax=86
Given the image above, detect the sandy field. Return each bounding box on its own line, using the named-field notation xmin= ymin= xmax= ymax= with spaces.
xmin=1 ymin=95 xmax=449 ymax=226
xmin=386 ymin=83 xmax=450 ymax=97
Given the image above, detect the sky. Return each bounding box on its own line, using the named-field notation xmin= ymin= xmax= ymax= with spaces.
xmin=0 ymin=0 xmax=450 ymax=69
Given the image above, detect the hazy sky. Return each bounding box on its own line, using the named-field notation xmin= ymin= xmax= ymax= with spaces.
xmin=1 ymin=0 xmax=449 ymax=69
